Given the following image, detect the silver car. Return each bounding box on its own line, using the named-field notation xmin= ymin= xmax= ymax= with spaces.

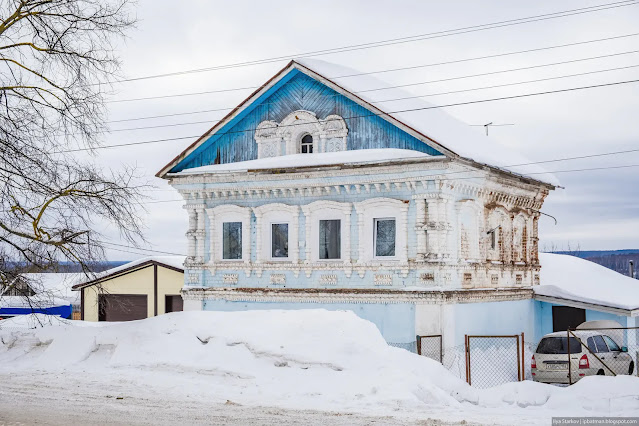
xmin=532 ymin=331 xmax=634 ymax=384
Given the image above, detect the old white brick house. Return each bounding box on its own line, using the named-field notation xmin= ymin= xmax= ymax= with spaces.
xmin=157 ymin=59 xmax=555 ymax=350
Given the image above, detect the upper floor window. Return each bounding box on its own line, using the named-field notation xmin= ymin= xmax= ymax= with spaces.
xmin=222 ymin=222 xmax=242 ymax=260
xmin=319 ymin=219 xmax=341 ymax=259
xmin=271 ymin=223 xmax=289 ymax=258
xmin=300 ymin=134 xmax=313 ymax=154
xmin=374 ymin=218 xmax=396 ymax=257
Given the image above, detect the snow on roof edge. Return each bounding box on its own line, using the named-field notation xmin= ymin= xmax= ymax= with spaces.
xmin=173 ymin=148 xmax=435 ymax=175
xmin=536 ymin=253 xmax=639 ymax=311
xmin=73 ymin=256 xmax=185 ymax=290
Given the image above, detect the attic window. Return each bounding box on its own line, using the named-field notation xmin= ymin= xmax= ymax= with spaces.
xmin=300 ymin=134 xmax=313 ymax=154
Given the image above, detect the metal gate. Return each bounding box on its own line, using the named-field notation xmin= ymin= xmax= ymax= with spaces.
xmin=465 ymin=334 xmax=524 ymax=388
xmin=416 ymin=334 xmax=443 ymax=363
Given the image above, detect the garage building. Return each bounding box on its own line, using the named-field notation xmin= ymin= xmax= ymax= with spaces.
xmin=73 ymin=256 xmax=185 ymax=322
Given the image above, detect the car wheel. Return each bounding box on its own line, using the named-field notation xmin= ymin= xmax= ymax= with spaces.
xmin=629 ymin=361 xmax=635 ymax=375
xmin=597 ymin=369 xmax=605 ymax=375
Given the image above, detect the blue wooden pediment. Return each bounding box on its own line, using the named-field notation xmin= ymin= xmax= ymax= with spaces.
xmin=159 ymin=62 xmax=446 ymax=176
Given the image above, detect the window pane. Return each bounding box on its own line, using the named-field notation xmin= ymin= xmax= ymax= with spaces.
xmin=271 ymin=223 xmax=289 ymax=258
xmin=603 ymin=335 xmax=620 ymax=352
xmin=587 ymin=337 xmax=598 ymax=353
xmin=301 ymin=134 xmax=313 ymax=154
xmin=593 ymin=335 xmax=609 ymax=353
xmin=375 ymin=219 xmax=396 ymax=257
xmin=223 ymin=222 xmax=242 ymax=260
xmin=536 ymin=337 xmax=582 ymax=354
xmin=319 ymin=220 xmax=341 ymax=259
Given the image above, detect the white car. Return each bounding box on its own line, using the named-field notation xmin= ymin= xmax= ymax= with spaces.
xmin=532 ymin=330 xmax=634 ymax=384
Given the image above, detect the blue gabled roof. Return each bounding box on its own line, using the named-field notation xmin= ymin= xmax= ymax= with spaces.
xmin=157 ymin=61 xmax=448 ymax=177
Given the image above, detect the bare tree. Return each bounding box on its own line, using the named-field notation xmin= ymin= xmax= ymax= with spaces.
xmin=0 ymin=0 xmax=141 ymax=294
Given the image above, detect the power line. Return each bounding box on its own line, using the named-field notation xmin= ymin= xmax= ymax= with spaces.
xmin=106 ymin=62 xmax=639 ymax=134
xmin=105 ymin=30 xmax=639 ymax=123
xmin=99 ymin=241 xmax=185 ymax=256
xmin=108 ymin=48 xmax=639 ymax=104
xmin=358 ymin=50 xmax=639 ymax=93
xmin=101 ymin=243 xmax=186 ymax=257
xmin=112 ymin=0 xmax=639 ymax=84
xmin=58 ymin=76 xmax=639 ymax=153
xmin=56 ymin=135 xmax=199 ymax=153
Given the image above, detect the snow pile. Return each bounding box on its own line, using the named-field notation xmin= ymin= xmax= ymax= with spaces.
xmin=537 ymin=253 xmax=639 ymax=310
xmin=1 ymin=310 xmax=638 ymax=420
xmin=176 ymin=148 xmax=433 ymax=175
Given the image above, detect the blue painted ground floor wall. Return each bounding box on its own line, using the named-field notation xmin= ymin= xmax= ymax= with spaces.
xmin=451 ymin=299 xmax=535 ymax=348
xmin=203 ymin=299 xmax=415 ymax=345
xmin=202 ymin=299 xmax=538 ymax=349
xmin=534 ymin=301 xmax=635 ymax=342
xmin=199 ymin=298 xmax=635 ymax=350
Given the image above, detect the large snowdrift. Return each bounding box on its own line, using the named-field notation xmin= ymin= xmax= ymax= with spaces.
xmin=537 ymin=253 xmax=639 ymax=311
xmin=1 ymin=310 xmax=638 ymax=422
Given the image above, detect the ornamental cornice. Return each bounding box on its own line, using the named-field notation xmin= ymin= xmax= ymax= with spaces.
xmin=181 ymin=287 xmax=534 ymax=304
xmin=185 ymin=260 xmax=541 ymax=271
xmin=183 ymin=203 xmax=206 ymax=210
xmin=175 ymin=175 xmax=543 ymax=210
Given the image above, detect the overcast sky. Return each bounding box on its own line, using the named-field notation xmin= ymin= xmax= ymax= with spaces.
xmin=88 ymin=0 xmax=639 ymax=260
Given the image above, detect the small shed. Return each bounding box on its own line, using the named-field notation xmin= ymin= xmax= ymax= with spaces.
xmin=72 ymin=256 xmax=185 ymax=322
xmin=534 ymin=253 xmax=639 ymax=340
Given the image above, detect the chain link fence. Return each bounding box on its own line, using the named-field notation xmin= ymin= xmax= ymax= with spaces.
xmin=388 ymin=341 xmax=417 ymax=353
xmin=413 ymin=334 xmax=525 ymax=388
xmin=465 ymin=335 xmax=523 ymax=388
xmin=410 ymin=327 xmax=639 ymax=388
xmin=416 ymin=335 xmax=442 ymax=362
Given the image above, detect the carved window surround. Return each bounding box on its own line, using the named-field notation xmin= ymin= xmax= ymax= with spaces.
xmin=253 ymin=203 xmax=300 ymax=264
xmin=255 ymin=110 xmax=348 ymax=158
xmin=354 ymin=198 xmax=409 ymax=264
xmin=205 ymin=204 xmax=251 ymax=266
xmin=456 ymin=199 xmax=482 ymax=262
xmin=301 ymin=200 xmax=353 ymax=264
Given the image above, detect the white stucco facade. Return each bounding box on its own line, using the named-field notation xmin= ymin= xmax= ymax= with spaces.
xmin=159 ymin=60 xmax=555 ymax=348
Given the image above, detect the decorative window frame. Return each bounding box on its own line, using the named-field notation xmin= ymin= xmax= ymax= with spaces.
xmin=301 ymin=200 xmax=352 ymax=264
xmin=254 ymin=110 xmax=348 ymax=158
xmin=456 ymin=199 xmax=481 ymax=262
xmin=278 ymin=110 xmax=322 ymax=155
xmin=253 ymin=203 xmax=300 ymax=263
xmin=354 ymin=198 xmax=409 ymax=264
xmin=372 ymin=217 xmax=398 ymax=260
xmin=254 ymin=120 xmax=282 ymax=158
xmin=486 ymin=206 xmax=510 ymax=262
xmin=206 ymin=205 xmax=251 ymax=264
xmin=512 ymin=213 xmax=529 ymax=263
xmin=319 ymin=114 xmax=348 ymax=153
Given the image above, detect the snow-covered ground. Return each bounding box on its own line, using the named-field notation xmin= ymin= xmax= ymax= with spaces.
xmin=1 ymin=311 xmax=638 ymax=425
